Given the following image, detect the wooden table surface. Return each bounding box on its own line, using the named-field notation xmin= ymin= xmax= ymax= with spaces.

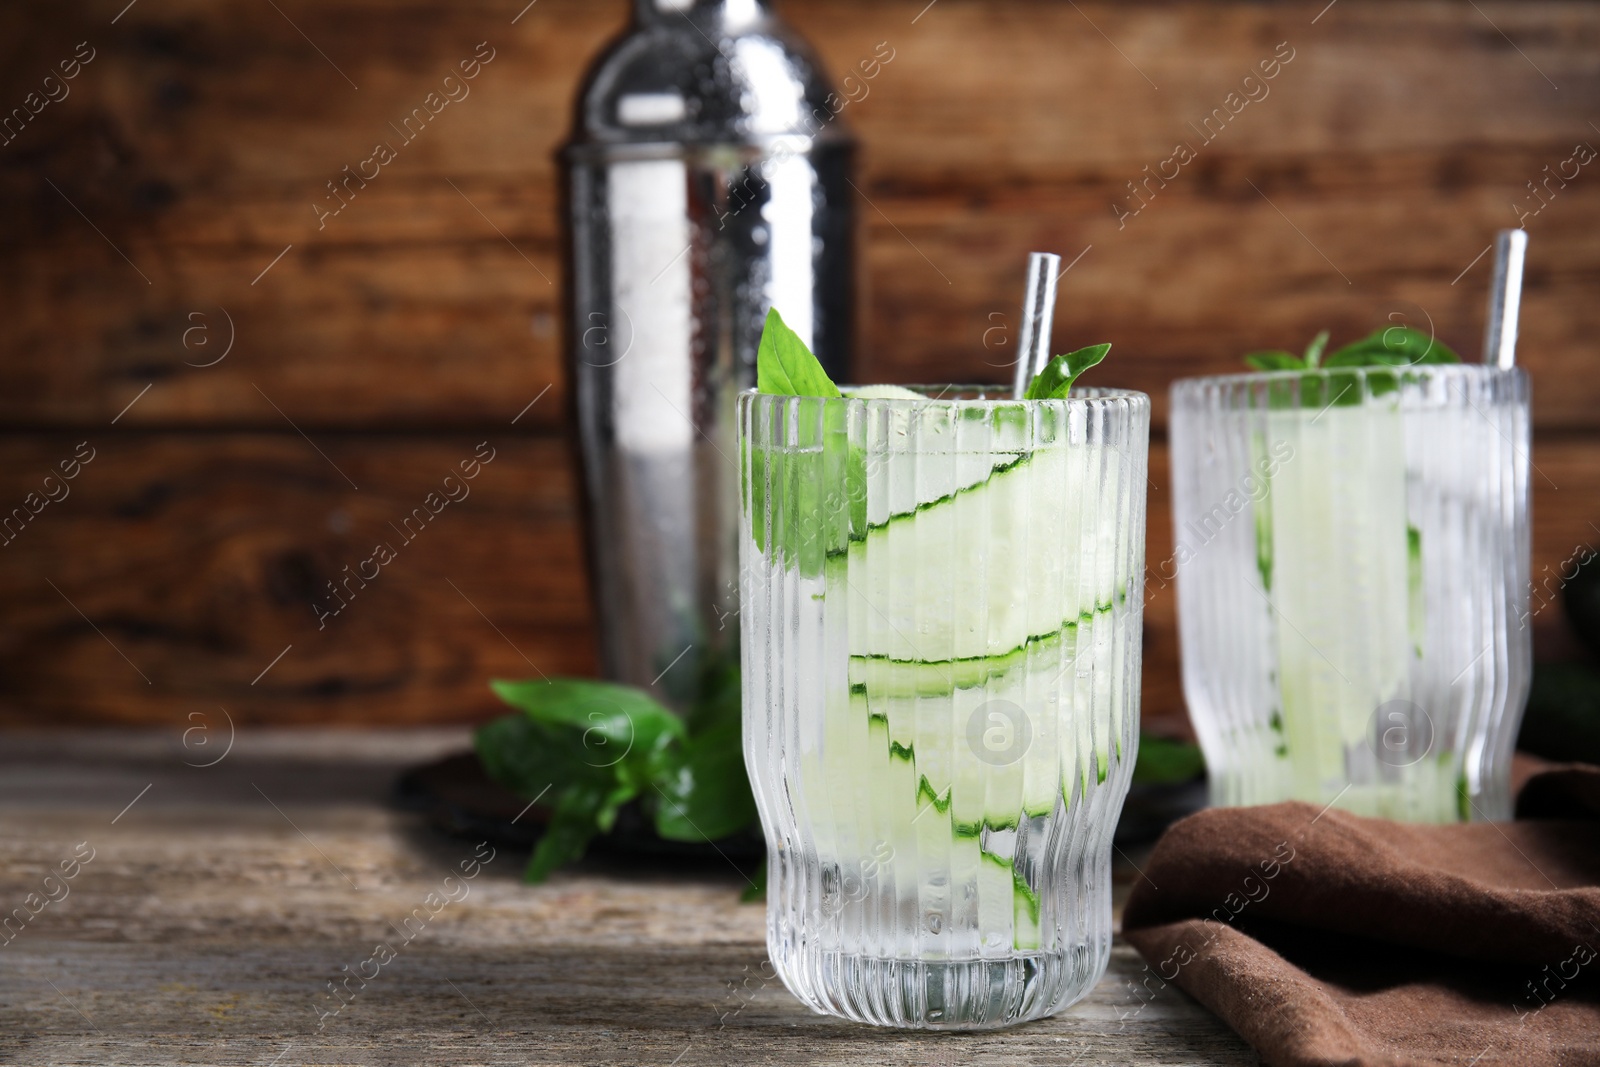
xmin=0 ymin=731 xmax=1253 ymax=1066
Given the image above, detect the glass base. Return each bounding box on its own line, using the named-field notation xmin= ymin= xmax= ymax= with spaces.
xmin=770 ymin=941 xmax=1108 ymax=1030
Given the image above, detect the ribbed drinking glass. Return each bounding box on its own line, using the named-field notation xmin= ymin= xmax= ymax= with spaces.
xmin=1169 ymin=365 xmax=1531 ymax=822
xmin=739 ymin=385 xmax=1150 ymax=1030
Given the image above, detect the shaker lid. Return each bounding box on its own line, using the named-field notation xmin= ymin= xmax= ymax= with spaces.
xmin=564 ymin=0 xmax=854 ymax=153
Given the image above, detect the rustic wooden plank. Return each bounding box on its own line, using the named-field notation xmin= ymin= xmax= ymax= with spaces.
xmin=0 ymin=731 xmax=1254 ymax=1066
xmin=0 ymin=433 xmax=597 ymax=727
xmin=0 ymin=434 xmax=1591 ymax=730
xmin=1 ymin=1 xmax=1597 ymax=429
xmin=802 ymin=0 xmax=1600 ymax=170
xmin=10 ymin=173 xmax=1598 ymax=434
xmin=7 ymin=1 xmax=1594 ymax=184
xmin=10 ymin=162 xmax=1600 ymax=433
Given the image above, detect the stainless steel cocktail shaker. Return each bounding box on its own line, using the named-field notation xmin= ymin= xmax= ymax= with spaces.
xmin=563 ymin=0 xmax=855 ymax=716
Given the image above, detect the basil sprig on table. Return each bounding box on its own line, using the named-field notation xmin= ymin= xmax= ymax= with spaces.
xmin=475 ymin=661 xmax=756 ymax=886
xmin=1244 ymin=326 xmax=1460 ymax=372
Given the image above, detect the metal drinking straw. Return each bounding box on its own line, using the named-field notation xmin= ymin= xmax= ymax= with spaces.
xmin=1482 ymin=229 xmax=1528 ymax=370
xmin=1011 ymin=251 xmax=1062 ymax=398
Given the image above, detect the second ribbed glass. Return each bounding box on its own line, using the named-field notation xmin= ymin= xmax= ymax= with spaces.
xmin=1169 ymin=366 xmax=1531 ymax=822
xmin=739 ymin=386 xmax=1150 ymax=1030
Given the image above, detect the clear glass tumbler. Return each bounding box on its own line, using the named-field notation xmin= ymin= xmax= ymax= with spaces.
xmin=739 ymin=385 xmax=1150 ymax=1029
xmin=1169 ymin=365 xmax=1531 ymax=822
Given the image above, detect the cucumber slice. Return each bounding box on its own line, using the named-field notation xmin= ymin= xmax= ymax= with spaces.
xmin=1264 ymin=403 xmax=1410 ymax=799
xmin=841 ymin=384 xmax=928 ymax=401
xmin=1406 ymin=525 xmax=1424 ymax=659
xmin=750 ymin=401 xmax=1039 ymax=581
xmin=842 ymin=443 xmax=1121 ymax=662
xmin=844 ymin=619 xmax=1082 ymax=699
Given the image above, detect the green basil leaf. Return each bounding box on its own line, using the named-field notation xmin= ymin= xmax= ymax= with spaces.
xmin=489 ymin=678 xmax=685 ymax=758
xmin=740 ymin=860 xmax=768 ymax=903
xmin=1251 ymin=326 xmax=1461 ymax=376
xmin=685 ymin=649 xmax=742 ymax=738
xmin=1304 ymin=369 xmax=1367 ymax=409
xmin=1244 ymin=350 xmax=1307 ymax=372
xmin=522 ymin=783 xmax=630 ymax=884
xmin=1131 ymin=735 xmax=1205 ymax=785
xmin=1324 ymin=326 xmax=1459 ymax=368
xmin=1303 ymin=330 xmax=1330 ymax=369
xmin=749 ymin=308 xmax=852 ymax=574
xmin=475 ymin=711 xmax=615 ymax=796
xmin=748 ymin=394 xmax=859 ymax=580
xmin=757 ymin=308 xmax=840 ymax=397
xmin=652 ymin=720 xmax=758 ymax=843
xmin=1366 ymin=369 xmax=1402 ymax=398
xmin=1024 ymin=343 xmax=1112 ymax=400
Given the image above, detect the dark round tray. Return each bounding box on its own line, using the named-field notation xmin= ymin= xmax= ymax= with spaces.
xmin=394 ymin=752 xmax=1204 ymax=869
xmin=393 ymin=752 xmax=766 ymax=864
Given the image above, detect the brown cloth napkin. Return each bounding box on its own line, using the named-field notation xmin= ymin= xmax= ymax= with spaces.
xmin=1121 ymin=765 xmax=1600 ymax=1067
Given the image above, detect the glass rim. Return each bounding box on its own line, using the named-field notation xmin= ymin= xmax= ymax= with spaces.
xmin=1172 ymin=363 xmax=1525 ymax=389
xmin=737 ymin=384 xmax=1151 ymax=408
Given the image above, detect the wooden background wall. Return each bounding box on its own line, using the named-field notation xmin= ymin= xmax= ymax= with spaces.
xmin=2 ymin=0 xmax=1597 ymax=734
